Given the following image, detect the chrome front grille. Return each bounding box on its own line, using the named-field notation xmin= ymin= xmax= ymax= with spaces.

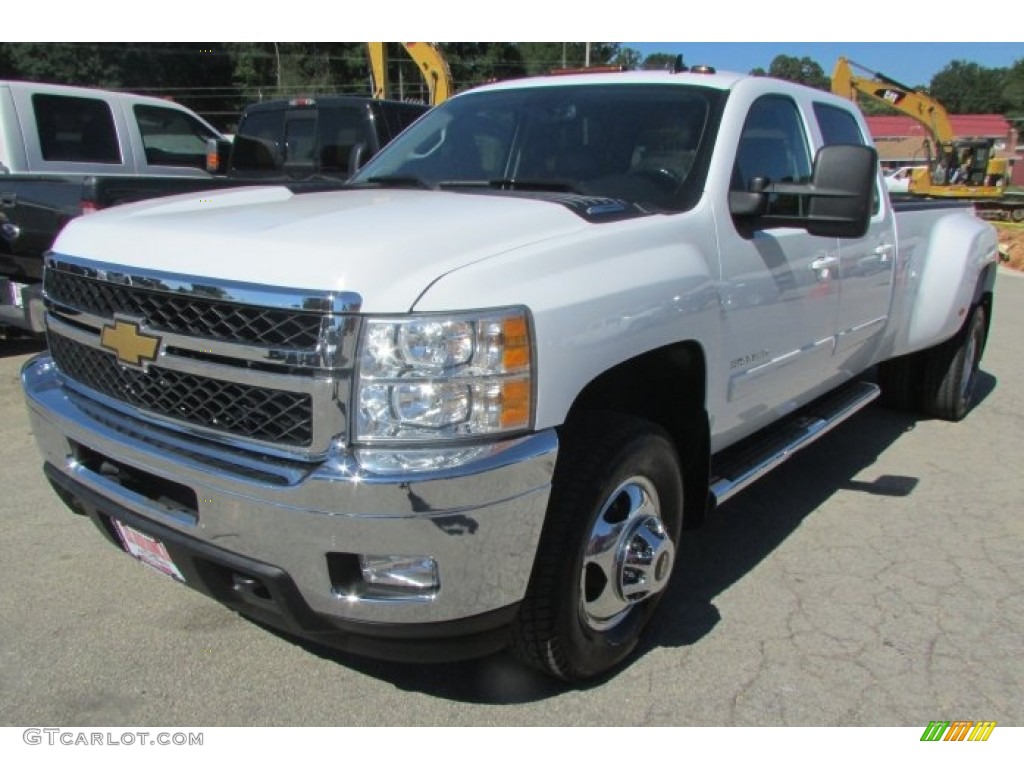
xmin=49 ymin=333 xmax=315 ymax=446
xmin=42 ymin=254 xmax=362 ymax=459
xmin=44 ymin=267 xmax=324 ymax=348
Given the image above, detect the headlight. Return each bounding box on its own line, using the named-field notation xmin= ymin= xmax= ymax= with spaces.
xmin=355 ymin=308 xmax=533 ymax=443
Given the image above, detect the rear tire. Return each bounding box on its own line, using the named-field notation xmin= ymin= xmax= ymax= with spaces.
xmin=512 ymin=413 xmax=683 ymax=681
xmin=920 ymin=303 xmax=987 ymax=421
xmin=876 ymin=351 xmax=923 ymax=411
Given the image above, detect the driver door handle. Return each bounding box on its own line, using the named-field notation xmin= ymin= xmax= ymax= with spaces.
xmin=811 ymin=255 xmax=839 ymax=281
xmin=874 ymin=244 xmax=895 ymax=263
xmin=811 ymin=255 xmax=840 ymax=269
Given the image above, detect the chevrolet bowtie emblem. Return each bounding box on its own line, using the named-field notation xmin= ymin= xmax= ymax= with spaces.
xmin=100 ymin=318 xmax=161 ymax=368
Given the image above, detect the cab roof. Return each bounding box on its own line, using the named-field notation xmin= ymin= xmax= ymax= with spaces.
xmin=464 ymin=68 xmax=748 ymax=95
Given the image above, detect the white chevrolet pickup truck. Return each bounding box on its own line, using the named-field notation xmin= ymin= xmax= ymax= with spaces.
xmin=22 ymin=70 xmax=998 ymax=681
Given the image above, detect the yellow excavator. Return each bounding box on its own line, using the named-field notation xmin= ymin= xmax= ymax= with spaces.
xmin=832 ymin=57 xmax=1023 ymax=220
xmin=367 ymin=43 xmax=453 ymax=107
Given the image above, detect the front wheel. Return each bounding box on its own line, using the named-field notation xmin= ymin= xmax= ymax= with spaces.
xmin=512 ymin=413 xmax=683 ymax=681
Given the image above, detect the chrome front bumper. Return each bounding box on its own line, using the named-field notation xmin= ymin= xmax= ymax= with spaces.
xmin=0 ymin=279 xmax=45 ymax=333
xmin=22 ymin=354 xmax=557 ymax=627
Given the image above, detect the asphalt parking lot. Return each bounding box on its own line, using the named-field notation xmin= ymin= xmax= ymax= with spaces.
xmin=1 ymin=269 xmax=1022 ymax=728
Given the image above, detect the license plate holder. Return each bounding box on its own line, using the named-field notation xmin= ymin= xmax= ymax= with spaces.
xmin=113 ymin=519 xmax=185 ymax=583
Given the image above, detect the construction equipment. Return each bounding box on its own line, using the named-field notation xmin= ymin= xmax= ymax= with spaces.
xmin=367 ymin=43 xmax=453 ymax=107
xmin=832 ymin=57 xmax=1023 ymax=221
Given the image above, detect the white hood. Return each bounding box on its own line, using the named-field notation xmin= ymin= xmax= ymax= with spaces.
xmin=52 ymin=185 xmax=590 ymax=312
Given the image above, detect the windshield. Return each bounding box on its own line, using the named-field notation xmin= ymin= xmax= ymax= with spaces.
xmin=351 ymin=83 xmax=721 ymax=211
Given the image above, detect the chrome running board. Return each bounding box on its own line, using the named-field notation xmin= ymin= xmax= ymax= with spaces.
xmin=710 ymin=381 xmax=880 ymax=508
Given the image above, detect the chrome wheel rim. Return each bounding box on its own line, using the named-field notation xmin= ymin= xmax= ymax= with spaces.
xmin=580 ymin=476 xmax=675 ymax=632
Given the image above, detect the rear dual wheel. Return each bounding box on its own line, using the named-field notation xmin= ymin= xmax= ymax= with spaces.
xmin=512 ymin=413 xmax=683 ymax=681
xmin=877 ymin=303 xmax=988 ymax=421
xmin=920 ymin=303 xmax=987 ymax=421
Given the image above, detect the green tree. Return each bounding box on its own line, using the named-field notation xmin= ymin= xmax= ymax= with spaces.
xmin=120 ymin=43 xmax=237 ymax=128
xmin=515 ymin=43 xmax=619 ymax=75
xmin=2 ymin=43 xmax=122 ymax=87
xmin=0 ymin=44 xmax=14 ymax=79
xmin=229 ymin=43 xmax=278 ymax=103
xmin=929 ymin=60 xmax=1008 ymax=113
xmin=642 ymin=52 xmax=682 ymax=71
xmin=1003 ymin=58 xmax=1024 ymax=118
xmin=612 ymin=47 xmax=643 ymax=71
xmin=230 ymin=43 xmax=365 ymax=99
xmin=440 ymin=43 xmax=525 ymax=90
xmin=766 ymin=54 xmax=830 ymax=91
xmin=0 ymin=42 xmax=241 ymax=129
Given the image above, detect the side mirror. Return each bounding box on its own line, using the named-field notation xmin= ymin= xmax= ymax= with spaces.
xmin=205 ymin=138 xmax=234 ymax=175
xmin=805 ymin=144 xmax=877 ymax=238
xmin=729 ymin=144 xmax=877 ymax=238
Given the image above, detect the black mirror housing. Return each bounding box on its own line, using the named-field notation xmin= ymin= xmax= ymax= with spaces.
xmin=806 ymin=144 xmax=877 ymax=238
xmin=730 ymin=143 xmax=878 ymax=239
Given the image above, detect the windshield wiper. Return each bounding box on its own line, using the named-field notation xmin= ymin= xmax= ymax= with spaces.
xmin=355 ymin=175 xmax=436 ymax=190
xmin=438 ymin=178 xmax=581 ymax=194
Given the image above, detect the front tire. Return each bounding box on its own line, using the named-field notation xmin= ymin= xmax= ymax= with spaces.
xmin=512 ymin=413 xmax=683 ymax=681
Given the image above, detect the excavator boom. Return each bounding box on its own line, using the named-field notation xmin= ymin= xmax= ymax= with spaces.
xmin=831 ymin=57 xmax=954 ymax=145
xmin=367 ymin=42 xmax=453 ymax=107
xmin=831 ymin=56 xmax=1012 ymax=207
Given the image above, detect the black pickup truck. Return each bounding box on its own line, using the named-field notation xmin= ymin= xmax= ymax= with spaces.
xmin=1 ymin=83 xmax=428 ymax=335
xmin=226 ymin=95 xmax=429 ymax=181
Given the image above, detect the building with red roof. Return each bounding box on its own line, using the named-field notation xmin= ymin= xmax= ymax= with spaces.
xmin=866 ymin=114 xmax=1023 ymax=184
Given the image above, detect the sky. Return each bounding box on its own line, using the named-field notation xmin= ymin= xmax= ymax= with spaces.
xmin=620 ymin=43 xmax=1023 ymax=88
xmin=618 ymin=42 xmax=1019 ymax=88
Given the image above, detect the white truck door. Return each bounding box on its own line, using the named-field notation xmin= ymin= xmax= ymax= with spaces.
xmin=812 ymin=102 xmax=895 ymax=369
xmin=715 ymin=94 xmax=843 ymax=418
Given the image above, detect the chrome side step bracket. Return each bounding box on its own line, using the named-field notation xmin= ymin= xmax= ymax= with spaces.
xmin=709 ymin=381 xmax=880 ymax=508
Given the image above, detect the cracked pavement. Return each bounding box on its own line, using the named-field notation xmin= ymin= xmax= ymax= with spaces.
xmin=1 ymin=269 xmax=1022 ymax=726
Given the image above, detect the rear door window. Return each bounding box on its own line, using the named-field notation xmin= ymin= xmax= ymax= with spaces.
xmin=813 ymin=103 xmax=866 ymax=145
xmin=813 ymin=102 xmax=879 ymax=213
xmin=33 ymin=93 xmax=121 ymax=164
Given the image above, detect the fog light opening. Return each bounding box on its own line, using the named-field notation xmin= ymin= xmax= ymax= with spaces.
xmin=327 ymin=552 xmax=439 ymax=600
xmin=360 ymin=554 xmax=439 ymax=592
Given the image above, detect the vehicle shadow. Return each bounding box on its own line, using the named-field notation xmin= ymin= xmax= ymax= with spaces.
xmin=642 ymin=405 xmax=920 ymax=651
xmin=262 ymin=372 xmax=999 ymax=704
xmin=0 ymin=335 xmax=46 ymax=359
xmin=639 ymin=371 xmax=997 ymax=658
